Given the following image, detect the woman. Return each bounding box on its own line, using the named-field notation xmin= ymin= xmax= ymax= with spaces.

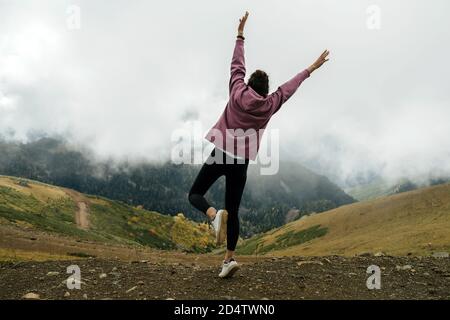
xmin=188 ymin=11 xmax=330 ymax=278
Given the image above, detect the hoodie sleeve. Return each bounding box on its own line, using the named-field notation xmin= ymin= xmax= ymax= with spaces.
xmin=229 ymin=39 xmax=246 ymax=94
xmin=269 ymin=69 xmax=310 ymax=114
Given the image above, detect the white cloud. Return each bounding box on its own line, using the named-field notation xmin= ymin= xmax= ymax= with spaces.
xmin=1 ymin=0 xmax=450 ymax=185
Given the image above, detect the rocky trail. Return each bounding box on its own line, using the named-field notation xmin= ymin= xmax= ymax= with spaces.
xmin=1 ymin=255 xmax=449 ymax=300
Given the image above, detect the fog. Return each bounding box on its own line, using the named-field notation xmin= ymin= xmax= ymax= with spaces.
xmin=1 ymin=0 xmax=450 ymax=186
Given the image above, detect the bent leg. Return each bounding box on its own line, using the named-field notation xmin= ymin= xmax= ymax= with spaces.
xmin=188 ymin=156 xmax=223 ymax=215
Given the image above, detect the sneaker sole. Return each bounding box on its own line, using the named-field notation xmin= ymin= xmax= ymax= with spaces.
xmin=216 ymin=210 xmax=228 ymax=245
xmin=220 ymin=264 xmax=239 ymax=279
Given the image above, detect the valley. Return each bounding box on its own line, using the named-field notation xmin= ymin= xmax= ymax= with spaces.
xmin=0 ymin=138 xmax=355 ymax=236
xmin=0 ymin=175 xmax=449 ymax=300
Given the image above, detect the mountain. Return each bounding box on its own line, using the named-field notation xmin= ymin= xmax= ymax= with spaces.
xmin=237 ymin=183 xmax=450 ymax=256
xmin=0 ymin=176 xmax=214 ymax=253
xmin=241 ymin=162 xmax=355 ymax=234
xmin=345 ymin=175 xmax=450 ymax=202
xmin=345 ymin=177 xmax=418 ymax=201
xmin=0 ymin=137 xmax=355 ymax=237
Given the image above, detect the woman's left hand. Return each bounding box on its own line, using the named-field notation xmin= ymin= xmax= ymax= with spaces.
xmin=308 ymin=50 xmax=330 ymax=74
xmin=238 ymin=11 xmax=249 ymax=37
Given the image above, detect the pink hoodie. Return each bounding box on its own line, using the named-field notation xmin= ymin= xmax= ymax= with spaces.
xmin=205 ymin=38 xmax=310 ymax=160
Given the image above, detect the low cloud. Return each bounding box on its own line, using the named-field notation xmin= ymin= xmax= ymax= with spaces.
xmin=1 ymin=0 xmax=450 ymax=186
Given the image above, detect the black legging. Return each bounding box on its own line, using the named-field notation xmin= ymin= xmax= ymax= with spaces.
xmin=188 ymin=148 xmax=249 ymax=251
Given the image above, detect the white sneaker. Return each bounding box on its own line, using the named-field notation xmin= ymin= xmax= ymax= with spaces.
xmin=211 ymin=209 xmax=228 ymax=245
xmin=219 ymin=259 xmax=239 ymax=278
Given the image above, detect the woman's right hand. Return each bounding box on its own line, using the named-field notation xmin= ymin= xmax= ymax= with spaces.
xmin=308 ymin=50 xmax=330 ymax=74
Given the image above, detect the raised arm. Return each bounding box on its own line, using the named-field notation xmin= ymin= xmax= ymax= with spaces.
xmin=230 ymin=12 xmax=249 ymax=93
xmin=270 ymin=50 xmax=330 ymax=113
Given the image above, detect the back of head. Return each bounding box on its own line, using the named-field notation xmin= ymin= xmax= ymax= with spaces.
xmin=248 ymin=70 xmax=269 ymax=97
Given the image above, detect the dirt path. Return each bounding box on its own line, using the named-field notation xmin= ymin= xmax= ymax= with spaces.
xmin=75 ymin=202 xmax=89 ymax=229
xmin=0 ymin=224 xmax=260 ymax=265
xmin=63 ymin=189 xmax=90 ymax=229
xmin=1 ymin=256 xmax=449 ymax=300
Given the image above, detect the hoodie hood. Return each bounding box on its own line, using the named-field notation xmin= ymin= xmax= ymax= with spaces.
xmin=238 ymin=85 xmax=272 ymax=115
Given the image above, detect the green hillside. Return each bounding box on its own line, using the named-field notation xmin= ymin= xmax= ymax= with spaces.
xmin=0 ymin=176 xmax=214 ymax=253
xmin=238 ymin=183 xmax=450 ymax=257
xmin=0 ymin=137 xmax=355 ymax=237
xmin=345 ymin=177 xmax=418 ymax=201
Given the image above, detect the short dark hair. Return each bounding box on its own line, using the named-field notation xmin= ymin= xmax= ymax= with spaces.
xmin=248 ymin=70 xmax=269 ymax=97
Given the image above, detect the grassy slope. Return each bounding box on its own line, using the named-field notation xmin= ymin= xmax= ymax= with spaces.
xmin=345 ymin=179 xmax=392 ymax=201
xmin=0 ymin=176 xmax=214 ymax=253
xmin=238 ymin=183 xmax=450 ymax=256
xmin=345 ymin=177 xmax=413 ymax=201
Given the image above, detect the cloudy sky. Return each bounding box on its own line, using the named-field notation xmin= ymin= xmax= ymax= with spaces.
xmin=1 ymin=0 xmax=449 ymax=186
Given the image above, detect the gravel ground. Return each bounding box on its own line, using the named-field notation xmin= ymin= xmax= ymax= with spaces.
xmin=1 ymin=255 xmax=449 ymax=300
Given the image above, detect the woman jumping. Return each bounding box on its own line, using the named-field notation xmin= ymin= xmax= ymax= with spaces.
xmin=188 ymin=11 xmax=330 ymax=278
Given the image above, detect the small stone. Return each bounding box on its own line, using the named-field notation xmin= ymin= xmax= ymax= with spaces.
xmin=112 ymin=267 xmax=118 ymax=272
xmin=64 ymin=292 xmax=70 ymax=298
xmin=83 ymin=294 xmax=88 ymax=299
xmin=166 ymin=298 xmax=175 ymax=300
xmin=359 ymin=252 xmax=372 ymax=257
xmin=396 ymin=265 xmax=413 ymax=271
xmin=137 ymin=281 xmax=145 ymax=285
xmin=99 ymin=273 xmax=107 ymax=279
xmin=22 ymin=292 xmax=40 ymax=300
xmin=297 ymin=261 xmax=324 ymax=267
xmin=374 ymin=252 xmax=385 ymax=257
xmin=126 ymin=286 xmax=138 ymax=293
xmin=432 ymin=252 xmax=449 ymax=258
xmin=47 ymin=271 xmax=60 ymax=276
